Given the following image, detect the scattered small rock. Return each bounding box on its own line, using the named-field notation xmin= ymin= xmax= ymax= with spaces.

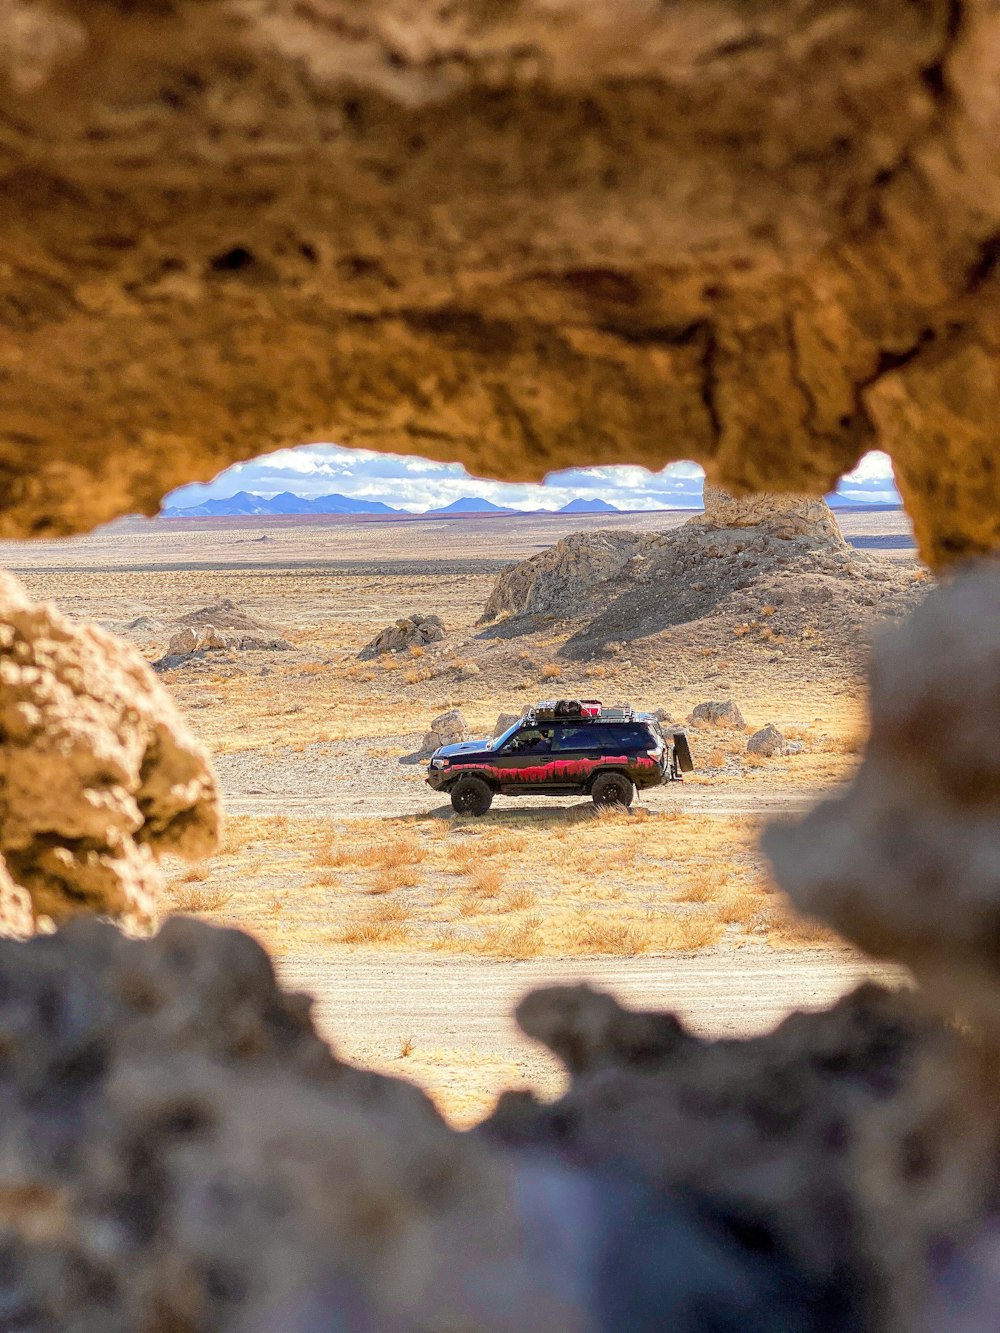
xmin=359 ymin=613 xmax=445 ymax=660
xmin=747 ymin=723 xmax=786 ymax=757
xmin=688 ymin=700 xmax=746 ymax=729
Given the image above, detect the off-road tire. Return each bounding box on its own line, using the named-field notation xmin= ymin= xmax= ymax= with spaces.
xmin=450 ymin=776 xmax=494 ymax=816
xmin=591 ymin=771 xmax=634 ymax=809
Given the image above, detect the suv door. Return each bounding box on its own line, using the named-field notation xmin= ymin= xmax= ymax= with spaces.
xmin=550 ymin=722 xmax=609 ymax=789
xmin=491 ymin=726 xmax=558 ymax=788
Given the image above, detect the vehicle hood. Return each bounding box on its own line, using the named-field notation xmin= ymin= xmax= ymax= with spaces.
xmin=434 ymin=737 xmax=493 ymax=759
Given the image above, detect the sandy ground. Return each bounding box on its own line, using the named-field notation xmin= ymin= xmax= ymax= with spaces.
xmin=278 ymin=946 xmax=904 ymax=1125
xmin=3 ymin=503 xmax=921 ymax=1123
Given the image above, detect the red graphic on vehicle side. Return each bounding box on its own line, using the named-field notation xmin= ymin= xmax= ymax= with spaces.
xmin=448 ymin=755 xmax=658 ymax=784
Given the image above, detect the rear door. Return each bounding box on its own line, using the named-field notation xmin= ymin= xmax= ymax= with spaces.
xmin=550 ymin=722 xmax=609 ymax=790
xmin=601 ymin=721 xmax=664 ymax=783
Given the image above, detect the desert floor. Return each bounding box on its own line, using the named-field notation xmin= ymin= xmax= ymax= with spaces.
xmin=0 ymin=505 xmax=919 ymax=1124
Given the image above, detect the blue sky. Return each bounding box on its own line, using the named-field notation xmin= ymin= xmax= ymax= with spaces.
xmin=165 ymin=445 xmax=901 ymax=512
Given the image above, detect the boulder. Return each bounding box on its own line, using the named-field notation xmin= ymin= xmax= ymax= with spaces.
xmin=688 ymin=700 xmax=746 ymax=729
xmin=494 ymin=712 xmax=521 ymax=737
xmin=360 ymin=614 xmax=445 ymax=660
xmin=421 ymin=708 xmax=467 ymax=754
xmin=747 ymin=724 xmax=786 ymax=757
xmin=168 ymin=626 xmax=200 ymax=656
xmin=696 ymin=485 xmax=849 ymax=549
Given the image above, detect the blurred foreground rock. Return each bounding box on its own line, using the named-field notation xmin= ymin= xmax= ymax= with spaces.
xmin=766 ymin=562 xmax=1000 ymax=1027
xmin=0 ymin=574 xmax=218 ymax=933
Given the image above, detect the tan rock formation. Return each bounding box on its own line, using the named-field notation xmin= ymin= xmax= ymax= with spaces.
xmin=765 ymin=561 xmax=1000 ymax=1027
xmin=0 ymin=2 xmax=998 ymax=565
xmin=697 ymin=484 xmax=848 ymax=547
xmin=0 ymin=573 xmax=218 ymax=933
xmin=481 ymin=530 xmax=654 ymax=622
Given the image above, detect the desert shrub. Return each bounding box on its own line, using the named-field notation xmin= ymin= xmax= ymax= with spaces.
xmin=339 ymin=900 xmax=408 ymax=944
xmin=540 ymin=663 xmax=562 ymax=680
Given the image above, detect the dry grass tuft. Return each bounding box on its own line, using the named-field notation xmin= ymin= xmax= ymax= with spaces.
xmin=398 ymin=1035 xmax=415 ymax=1057
xmin=676 ymin=866 xmax=724 ymax=903
xmin=368 ymin=864 xmax=421 ymax=894
xmin=659 ymin=914 xmax=722 ymax=951
xmin=571 ymin=917 xmax=651 ymax=955
xmin=166 ymin=882 xmax=232 ymax=914
xmin=340 ymin=899 xmax=408 ymax=944
xmin=467 ymin=865 xmax=503 ymax=898
xmin=477 ymin=914 xmax=543 ymax=958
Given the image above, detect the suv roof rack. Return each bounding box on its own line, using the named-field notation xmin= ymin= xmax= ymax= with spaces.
xmin=523 ymin=698 xmax=637 ymax=724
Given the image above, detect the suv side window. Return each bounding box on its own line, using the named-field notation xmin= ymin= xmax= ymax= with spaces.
xmin=553 ymin=725 xmax=605 ymax=750
xmin=604 ymin=723 xmax=655 ymax=749
xmin=500 ymin=727 xmax=554 ymax=754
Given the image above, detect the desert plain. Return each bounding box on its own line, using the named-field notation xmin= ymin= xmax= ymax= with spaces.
xmin=0 ymin=502 xmax=923 ymax=1124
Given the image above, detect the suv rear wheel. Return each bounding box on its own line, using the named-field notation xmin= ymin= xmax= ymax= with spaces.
xmin=450 ymin=775 xmax=494 ymax=816
xmin=591 ymin=771 xmax=634 ymax=809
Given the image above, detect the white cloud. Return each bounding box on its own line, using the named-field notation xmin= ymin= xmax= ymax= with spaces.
xmin=164 ymin=443 xmax=898 ymax=513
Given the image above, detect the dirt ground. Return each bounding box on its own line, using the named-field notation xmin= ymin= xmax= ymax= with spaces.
xmin=0 ymin=504 xmax=920 ymax=1124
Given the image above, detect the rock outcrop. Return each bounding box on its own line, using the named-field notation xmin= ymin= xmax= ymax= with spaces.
xmin=747 ymin=723 xmax=786 ymax=756
xmin=0 ymin=574 xmax=218 ymax=933
xmin=0 ymin=916 xmax=584 ymax=1333
xmin=765 ymin=562 xmax=1000 ymax=1027
xmin=165 ymin=625 xmax=292 ymax=657
xmin=360 ymin=614 xmax=445 ymax=660
xmin=689 ymin=700 xmax=746 ymax=729
xmin=481 ymin=531 xmax=655 ymax=622
xmin=421 ymin=708 xmax=467 ymax=754
xmin=1 ymin=3 xmax=999 ymax=565
xmin=697 ymin=485 xmax=849 ymax=548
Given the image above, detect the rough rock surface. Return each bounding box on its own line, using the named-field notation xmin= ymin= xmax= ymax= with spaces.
xmin=2 ymin=3 xmax=1000 ymax=565
xmin=481 ymin=530 xmax=653 ymax=622
xmin=359 ymin=613 xmax=445 ymax=660
xmin=0 ymin=917 xmax=585 ymax=1333
xmin=0 ymin=573 xmax=218 ymax=933
xmin=765 ymin=562 xmax=1000 ymax=1026
xmin=166 ymin=625 xmax=292 ymax=657
xmin=421 ymin=708 xmax=467 ymax=754
xmin=689 ymin=700 xmax=746 ymax=729
xmin=487 ymin=982 xmax=1000 ymax=1331
xmin=748 ymin=723 xmax=786 ymax=756
xmin=698 ymin=485 xmax=849 ymax=547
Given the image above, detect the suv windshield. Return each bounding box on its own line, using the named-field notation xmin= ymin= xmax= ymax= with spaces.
xmin=491 ymin=720 xmax=522 ymax=749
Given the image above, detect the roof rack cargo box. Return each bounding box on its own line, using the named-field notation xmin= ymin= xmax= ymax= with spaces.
xmin=528 ymin=698 xmax=603 ymax=722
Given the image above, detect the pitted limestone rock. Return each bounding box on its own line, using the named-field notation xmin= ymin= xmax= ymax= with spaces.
xmin=1 ymin=3 xmax=999 ymax=564
xmin=0 ymin=917 xmax=582 ymax=1333
xmin=697 ymin=485 xmax=849 ymax=548
xmin=0 ymin=573 xmax=218 ymax=932
xmin=489 ymin=982 xmax=1000 ymax=1332
xmin=765 ymin=563 xmax=1000 ymax=1025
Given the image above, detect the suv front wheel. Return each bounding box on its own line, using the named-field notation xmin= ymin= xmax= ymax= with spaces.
xmin=450 ymin=775 xmax=494 ymax=817
xmin=591 ymin=771 xmax=634 ymax=809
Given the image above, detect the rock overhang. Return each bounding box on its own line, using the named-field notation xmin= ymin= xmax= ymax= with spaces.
xmin=0 ymin=1 xmax=996 ymax=565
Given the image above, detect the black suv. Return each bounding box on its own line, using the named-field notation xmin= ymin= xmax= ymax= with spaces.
xmin=426 ymin=699 xmax=694 ymax=815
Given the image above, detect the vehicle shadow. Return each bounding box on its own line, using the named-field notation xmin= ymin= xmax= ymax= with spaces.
xmin=404 ymin=802 xmax=649 ymax=827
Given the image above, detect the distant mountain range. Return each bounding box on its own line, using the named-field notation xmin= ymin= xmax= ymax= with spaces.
xmin=164 ymin=490 xmax=401 ymax=519
xmin=163 ymin=488 xmax=896 ymax=520
xmin=162 ymin=491 xmax=624 ymax=519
